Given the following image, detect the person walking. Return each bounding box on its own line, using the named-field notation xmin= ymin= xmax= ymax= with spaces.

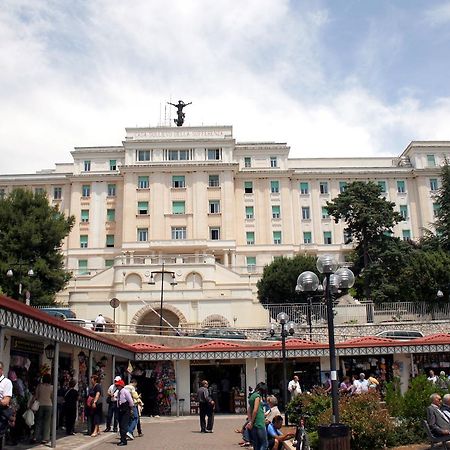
xmin=115 ymin=379 xmax=134 ymax=446
xmin=246 ymin=382 xmax=268 ymax=450
xmin=125 ymin=378 xmax=142 ymax=440
xmin=64 ymin=379 xmax=78 ymax=435
xmin=0 ymin=361 xmax=13 ymax=450
xmin=104 ymin=376 xmax=121 ymax=432
xmin=197 ymin=380 xmax=214 ymax=433
xmin=31 ymin=373 xmax=53 ymax=444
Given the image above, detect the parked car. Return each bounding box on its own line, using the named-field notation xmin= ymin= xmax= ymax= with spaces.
xmin=38 ymin=307 xmax=76 ymax=319
xmin=64 ymin=318 xmax=95 ymax=330
xmin=375 ymin=330 xmax=423 ymax=340
xmin=192 ymin=328 xmax=247 ymax=340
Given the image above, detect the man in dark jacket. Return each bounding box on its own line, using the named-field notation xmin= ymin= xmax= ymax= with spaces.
xmin=427 ymin=393 xmax=450 ymax=436
xmin=197 ymin=380 xmax=214 ymax=433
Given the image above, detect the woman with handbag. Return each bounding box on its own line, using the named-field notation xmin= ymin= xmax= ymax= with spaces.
xmin=30 ymin=373 xmax=53 ymax=444
xmin=87 ymin=375 xmax=103 ymax=437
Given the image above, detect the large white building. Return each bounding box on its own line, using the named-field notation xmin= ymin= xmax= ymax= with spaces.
xmin=0 ymin=125 xmax=448 ymax=329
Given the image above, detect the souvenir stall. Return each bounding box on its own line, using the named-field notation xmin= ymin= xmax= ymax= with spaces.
xmin=130 ymin=361 xmax=176 ymax=416
xmin=412 ymin=352 xmax=450 ymax=377
xmin=340 ymin=354 xmax=393 ymax=385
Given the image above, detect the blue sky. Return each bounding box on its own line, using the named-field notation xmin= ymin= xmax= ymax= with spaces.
xmin=2 ymin=0 xmax=450 ymax=173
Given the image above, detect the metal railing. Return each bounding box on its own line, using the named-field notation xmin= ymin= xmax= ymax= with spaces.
xmin=265 ymin=301 xmax=450 ymax=325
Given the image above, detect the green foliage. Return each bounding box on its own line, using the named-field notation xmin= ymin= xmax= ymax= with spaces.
xmin=257 ymin=255 xmax=318 ymax=305
xmin=317 ymin=393 xmax=394 ymax=450
xmin=384 ymin=377 xmax=403 ymax=417
xmin=0 ymin=188 xmax=75 ymax=305
xmin=286 ymin=388 xmax=331 ymax=429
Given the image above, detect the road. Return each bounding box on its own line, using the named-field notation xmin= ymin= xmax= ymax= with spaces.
xmin=93 ymin=414 xmax=245 ymax=450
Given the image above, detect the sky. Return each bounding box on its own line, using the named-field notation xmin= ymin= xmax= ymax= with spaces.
xmin=2 ymin=0 xmax=450 ymax=174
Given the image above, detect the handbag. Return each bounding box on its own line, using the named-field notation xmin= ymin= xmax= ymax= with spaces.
xmin=30 ymin=400 xmax=39 ymax=412
xmin=86 ymin=396 xmax=95 ymax=408
xmin=23 ymin=409 xmax=34 ymax=427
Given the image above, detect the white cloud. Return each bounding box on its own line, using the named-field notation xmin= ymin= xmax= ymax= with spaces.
xmin=424 ymin=1 xmax=450 ymax=25
xmin=1 ymin=1 xmax=450 ymax=174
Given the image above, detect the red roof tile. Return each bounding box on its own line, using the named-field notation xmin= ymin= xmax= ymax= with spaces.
xmin=131 ymin=342 xmax=165 ymax=350
xmin=186 ymin=340 xmax=247 ymax=350
xmin=337 ymin=336 xmax=400 ymax=347
xmin=266 ymin=338 xmax=326 ymax=349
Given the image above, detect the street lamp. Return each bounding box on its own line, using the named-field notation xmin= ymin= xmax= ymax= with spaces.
xmin=6 ymin=266 xmax=34 ymax=302
xmin=297 ymin=255 xmax=355 ymax=425
xmin=148 ymin=262 xmax=177 ymax=335
xmin=270 ymin=312 xmax=295 ymax=426
xmin=295 ymin=276 xmax=323 ymax=341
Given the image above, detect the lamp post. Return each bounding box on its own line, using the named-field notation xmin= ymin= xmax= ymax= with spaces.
xmin=297 ymin=256 xmax=355 ymax=424
xmin=270 ymin=312 xmax=295 ymax=426
xmin=148 ymin=262 xmax=177 ymax=335
xmin=296 ymin=283 xmax=324 ymax=341
xmin=6 ymin=265 xmax=34 ymax=302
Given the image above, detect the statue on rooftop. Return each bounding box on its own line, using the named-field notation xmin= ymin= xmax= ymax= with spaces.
xmin=167 ymin=100 xmax=192 ymax=127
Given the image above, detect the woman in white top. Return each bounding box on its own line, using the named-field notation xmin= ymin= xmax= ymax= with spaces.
xmin=31 ymin=373 xmax=53 ymax=444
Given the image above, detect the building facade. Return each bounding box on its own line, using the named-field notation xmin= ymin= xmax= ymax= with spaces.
xmin=0 ymin=126 xmax=449 ymax=328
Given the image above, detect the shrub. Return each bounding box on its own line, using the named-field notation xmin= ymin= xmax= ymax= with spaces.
xmin=286 ymin=387 xmax=331 ymax=428
xmin=317 ymin=392 xmax=394 ymax=450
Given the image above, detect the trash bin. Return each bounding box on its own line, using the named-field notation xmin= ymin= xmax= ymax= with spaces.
xmin=318 ymin=423 xmax=351 ymax=450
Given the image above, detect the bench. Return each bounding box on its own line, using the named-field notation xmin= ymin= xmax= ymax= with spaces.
xmin=422 ymin=420 xmax=450 ymax=449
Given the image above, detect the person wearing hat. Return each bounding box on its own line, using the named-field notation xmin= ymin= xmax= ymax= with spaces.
xmin=115 ymin=379 xmax=134 ymax=446
xmin=353 ymin=373 xmax=369 ymax=395
xmin=104 ymin=376 xmax=122 ymax=432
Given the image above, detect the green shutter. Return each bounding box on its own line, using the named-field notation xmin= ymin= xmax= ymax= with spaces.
xmin=172 ymin=201 xmax=185 ymax=214
xmin=78 ymin=259 xmax=88 ymax=275
xmin=107 ymin=209 xmax=115 ymax=222
xmin=106 ymin=235 xmax=115 ymax=246
xmin=81 ymin=210 xmax=89 ymax=222
xmin=303 ymin=231 xmax=312 ymax=243
xmin=246 ymin=232 xmax=255 ymax=244
xmin=246 ymin=206 xmax=254 ymax=218
xmin=300 ymin=182 xmax=309 ymax=194
xmin=378 ymin=181 xmax=386 ymax=192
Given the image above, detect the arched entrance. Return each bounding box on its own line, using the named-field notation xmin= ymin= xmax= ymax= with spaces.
xmin=132 ymin=303 xmax=187 ymax=335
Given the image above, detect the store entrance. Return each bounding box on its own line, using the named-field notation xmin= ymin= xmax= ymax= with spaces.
xmin=266 ymin=359 xmax=321 ymax=411
xmin=190 ymin=361 xmax=245 ymax=414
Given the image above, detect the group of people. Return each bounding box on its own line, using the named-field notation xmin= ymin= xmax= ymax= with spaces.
xmin=428 ymin=369 xmax=450 ymax=390
xmin=427 ymin=393 xmax=450 ymax=436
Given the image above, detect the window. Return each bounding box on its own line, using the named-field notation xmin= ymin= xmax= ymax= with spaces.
xmin=402 ymin=230 xmax=411 ymax=241
xmin=137 ymin=150 xmax=150 ymax=161
xmin=378 ymin=181 xmax=387 ymax=193
xmin=137 ymin=228 xmax=148 ymax=242
xmin=210 ymin=227 xmax=220 ymax=240
xmin=109 ymin=159 xmax=117 ymax=171
xmin=430 ymin=178 xmax=438 ymax=191
xmin=323 ymin=231 xmax=332 ymax=245
xmin=399 ymin=205 xmax=408 ymax=220
xmin=53 ymin=187 xmax=62 ymax=199
xmin=172 ymin=227 xmax=186 ymax=240
xmin=105 ymin=259 xmax=114 ymax=268
xmin=83 ymin=160 xmax=91 ymax=172
xmin=82 ymin=185 xmax=90 ymax=197
xmin=138 ymin=176 xmax=149 ymax=189
xmin=35 ymin=187 xmax=44 ymax=195
xmin=138 ymin=201 xmax=149 ymax=215
xmin=319 ymin=181 xmax=328 ymax=194
xmin=172 ymin=201 xmax=185 ymax=215
xmin=343 ymin=230 xmax=352 ymax=245
xmin=172 ymin=175 xmax=185 ymax=188
xmin=107 ymin=209 xmax=115 ymax=222
xmin=397 ymin=180 xmax=406 ymax=193
xmin=208 ymin=175 xmax=220 ymax=187
xmin=244 ymin=157 xmax=251 ymax=168
xmin=339 ymin=181 xmax=347 ymax=193
xmin=106 ymin=234 xmax=115 ymax=247
xmin=302 ymin=207 xmax=310 ymax=220
xmin=272 ymin=205 xmax=280 ymax=219
xmin=273 ymin=231 xmax=282 ymax=245
xmin=78 ymin=259 xmax=88 ymax=275
xmin=300 ymin=182 xmax=309 ymax=195
xmin=0 ymin=188 xmax=5 ymax=199
xmin=321 ymin=207 xmax=330 ymax=219
xmin=270 ymin=180 xmax=280 ymax=193
xmin=246 ymin=231 xmax=255 ymax=245
xmin=244 ymin=181 xmax=253 ymax=194
xmin=80 ymin=235 xmax=88 ymax=248
xmin=81 ymin=209 xmax=89 ymax=223
xmin=246 ymin=206 xmax=254 ymax=219
xmin=303 ymin=231 xmax=312 ymax=244
xmin=270 ymin=156 xmax=277 ymax=168
xmin=207 ymin=149 xmax=221 ymax=160
xmin=247 ymin=256 xmax=256 ymax=272
xmin=107 ymin=184 xmax=116 ymax=197
xmin=166 ymin=149 xmax=191 ymax=161
xmin=433 ymin=203 xmax=440 ymax=217
xmin=427 ymin=154 xmax=436 ymax=167
xmin=209 ymin=200 xmax=220 ymax=214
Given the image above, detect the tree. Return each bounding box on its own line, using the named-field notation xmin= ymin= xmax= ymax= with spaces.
xmin=257 ymin=255 xmax=318 ymax=305
xmin=0 ymin=188 xmax=75 ymax=305
xmin=326 ymin=181 xmax=404 ymax=298
xmin=422 ymin=159 xmax=450 ymax=251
